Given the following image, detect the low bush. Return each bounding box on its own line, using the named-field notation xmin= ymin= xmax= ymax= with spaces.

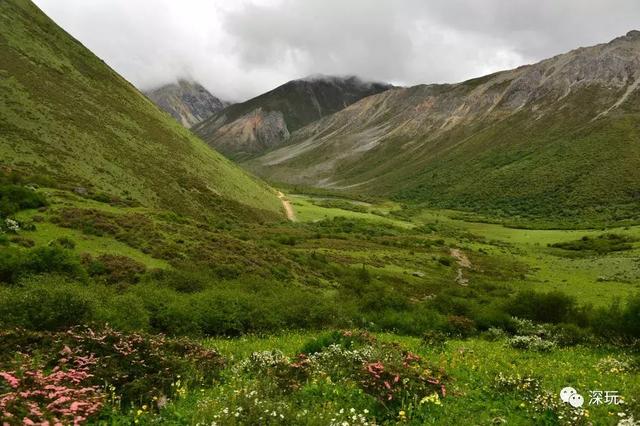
xmin=444 ymin=315 xmax=477 ymax=337
xmin=0 ymin=184 xmax=47 ymax=216
xmin=85 ymin=254 xmax=146 ymax=285
xmin=50 ymin=236 xmax=76 ymax=249
xmin=506 ymin=290 xmax=576 ymax=324
xmin=550 ymin=233 xmax=637 ymax=254
xmin=508 ymin=335 xmax=557 ymax=352
xmin=0 ymin=326 xmax=225 ymax=413
xmin=0 ymin=277 xmax=95 ymax=331
xmin=9 ymin=235 xmax=35 ymax=247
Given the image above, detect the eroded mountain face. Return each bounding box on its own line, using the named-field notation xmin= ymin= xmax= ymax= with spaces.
xmin=193 ymin=75 xmax=392 ymax=160
xmin=244 ymin=31 xmax=640 ymax=218
xmin=145 ymin=80 xmax=229 ymax=128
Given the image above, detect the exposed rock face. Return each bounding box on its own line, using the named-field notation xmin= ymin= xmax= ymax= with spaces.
xmin=211 ymin=108 xmax=290 ymax=159
xmin=193 ymin=75 xmax=392 ymax=160
xmin=145 ymin=80 xmax=229 ymax=128
xmin=243 ymin=31 xmax=640 ymax=217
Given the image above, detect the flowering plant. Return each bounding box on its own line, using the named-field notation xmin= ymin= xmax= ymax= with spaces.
xmin=0 ymin=351 xmax=103 ymax=425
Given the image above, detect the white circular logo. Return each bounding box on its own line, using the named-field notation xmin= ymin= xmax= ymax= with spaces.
xmin=569 ymin=393 xmax=584 ymax=408
xmin=560 ymin=387 xmax=577 ymax=403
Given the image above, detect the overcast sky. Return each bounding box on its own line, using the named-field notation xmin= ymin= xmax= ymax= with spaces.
xmin=34 ymin=0 xmax=640 ymax=102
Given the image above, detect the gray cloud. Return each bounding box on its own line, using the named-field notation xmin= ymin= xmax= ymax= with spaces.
xmin=33 ymin=0 xmax=640 ymax=101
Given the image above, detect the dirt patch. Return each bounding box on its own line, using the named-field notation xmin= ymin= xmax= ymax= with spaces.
xmin=277 ymin=191 xmax=296 ymax=221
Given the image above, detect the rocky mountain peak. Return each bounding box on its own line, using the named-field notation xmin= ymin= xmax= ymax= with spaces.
xmin=145 ymin=80 xmax=230 ymax=128
xmin=625 ymin=29 xmax=640 ymax=39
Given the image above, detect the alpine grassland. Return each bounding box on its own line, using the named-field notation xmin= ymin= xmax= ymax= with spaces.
xmin=1 ymin=1 xmax=639 ymax=425
xmin=1 ymin=181 xmax=639 ymax=424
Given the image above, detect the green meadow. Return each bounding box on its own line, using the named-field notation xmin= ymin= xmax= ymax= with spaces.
xmin=1 ymin=183 xmax=638 ymax=425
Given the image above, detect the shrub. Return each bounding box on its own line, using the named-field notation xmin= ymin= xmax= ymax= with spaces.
xmin=153 ymin=268 xmax=208 ymax=293
xmin=550 ymin=234 xmax=637 ymax=254
xmin=240 ymin=350 xmax=312 ymax=393
xmin=97 ymin=293 xmax=150 ymax=332
xmin=592 ymin=295 xmax=640 ymax=339
xmin=621 ymin=295 xmax=640 ymax=337
xmin=550 ymin=323 xmax=591 ymax=347
xmin=506 ymin=291 xmax=576 ymax=324
xmin=50 ymin=236 xmax=76 ymax=249
xmin=445 ymin=315 xmax=476 ymax=337
xmin=0 ymin=356 xmax=104 ymax=425
xmin=483 ymin=327 xmax=507 ymax=341
xmin=0 ymin=184 xmax=47 ymax=216
xmin=9 ymin=235 xmax=35 ymax=248
xmin=26 ymin=246 xmax=84 ymax=278
xmin=301 ymin=330 xmax=376 ymax=355
xmin=86 ymin=254 xmax=146 ymax=285
xmin=508 ymin=335 xmax=557 ymax=352
xmin=422 ymin=330 xmax=448 ymax=349
xmin=0 ymin=278 xmax=95 ymax=330
xmin=0 ymin=327 xmax=225 ymax=410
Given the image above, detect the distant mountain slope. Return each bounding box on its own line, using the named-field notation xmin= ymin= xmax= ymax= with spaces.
xmin=0 ymin=0 xmax=282 ymax=221
xmin=145 ymin=80 xmax=230 ymax=128
xmin=246 ymin=31 xmax=640 ymax=221
xmin=193 ymin=75 xmax=392 ymax=160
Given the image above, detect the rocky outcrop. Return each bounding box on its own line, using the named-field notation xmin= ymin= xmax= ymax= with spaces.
xmin=211 ymin=108 xmax=290 ymax=159
xmin=145 ymin=80 xmax=229 ymax=128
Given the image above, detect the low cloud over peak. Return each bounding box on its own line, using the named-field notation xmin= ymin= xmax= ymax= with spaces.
xmin=34 ymin=0 xmax=640 ymax=101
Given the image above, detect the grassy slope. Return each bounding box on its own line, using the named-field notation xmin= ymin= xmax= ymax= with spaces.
xmin=0 ymin=0 xmax=282 ymax=220
xmin=247 ymin=63 xmax=640 ymax=226
xmin=387 ymin=92 xmax=640 ymax=222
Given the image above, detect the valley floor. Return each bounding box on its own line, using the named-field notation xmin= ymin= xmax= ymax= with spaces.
xmin=1 ymin=186 xmax=639 ymax=425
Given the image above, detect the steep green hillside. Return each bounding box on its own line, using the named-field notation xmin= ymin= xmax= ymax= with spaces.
xmin=193 ymin=76 xmax=392 ymax=160
xmin=0 ymin=0 xmax=282 ymax=221
xmin=247 ymin=32 xmax=640 ymax=224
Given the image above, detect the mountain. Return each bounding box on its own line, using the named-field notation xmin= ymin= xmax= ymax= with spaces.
xmin=0 ymin=0 xmax=282 ymax=221
xmin=144 ymin=80 xmax=230 ymax=128
xmin=245 ymin=31 xmax=640 ymax=221
xmin=193 ymin=75 xmax=393 ymax=161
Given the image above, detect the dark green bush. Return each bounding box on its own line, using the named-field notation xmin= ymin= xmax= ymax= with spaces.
xmin=0 ymin=246 xmax=81 ymax=284
xmin=622 ymin=295 xmax=640 ymax=337
xmin=551 ymin=323 xmax=591 ymax=346
xmin=0 ymin=184 xmax=47 ymax=216
xmin=0 ymin=278 xmax=95 ymax=330
xmin=506 ymin=290 xmax=576 ymax=324
xmin=550 ymin=234 xmax=637 ymax=254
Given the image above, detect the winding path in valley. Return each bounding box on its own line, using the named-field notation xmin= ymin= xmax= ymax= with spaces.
xmin=450 ymin=248 xmax=471 ymax=286
xmin=277 ymin=191 xmax=296 ymax=221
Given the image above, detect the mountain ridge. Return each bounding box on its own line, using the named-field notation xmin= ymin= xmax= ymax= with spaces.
xmin=244 ymin=30 xmax=640 ymax=221
xmin=193 ymin=75 xmax=393 ymax=160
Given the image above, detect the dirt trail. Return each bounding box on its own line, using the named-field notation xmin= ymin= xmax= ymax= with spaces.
xmin=450 ymin=248 xmax=471 ymax=286
xmin=277 ymin=191 xmax=296 ymax=221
